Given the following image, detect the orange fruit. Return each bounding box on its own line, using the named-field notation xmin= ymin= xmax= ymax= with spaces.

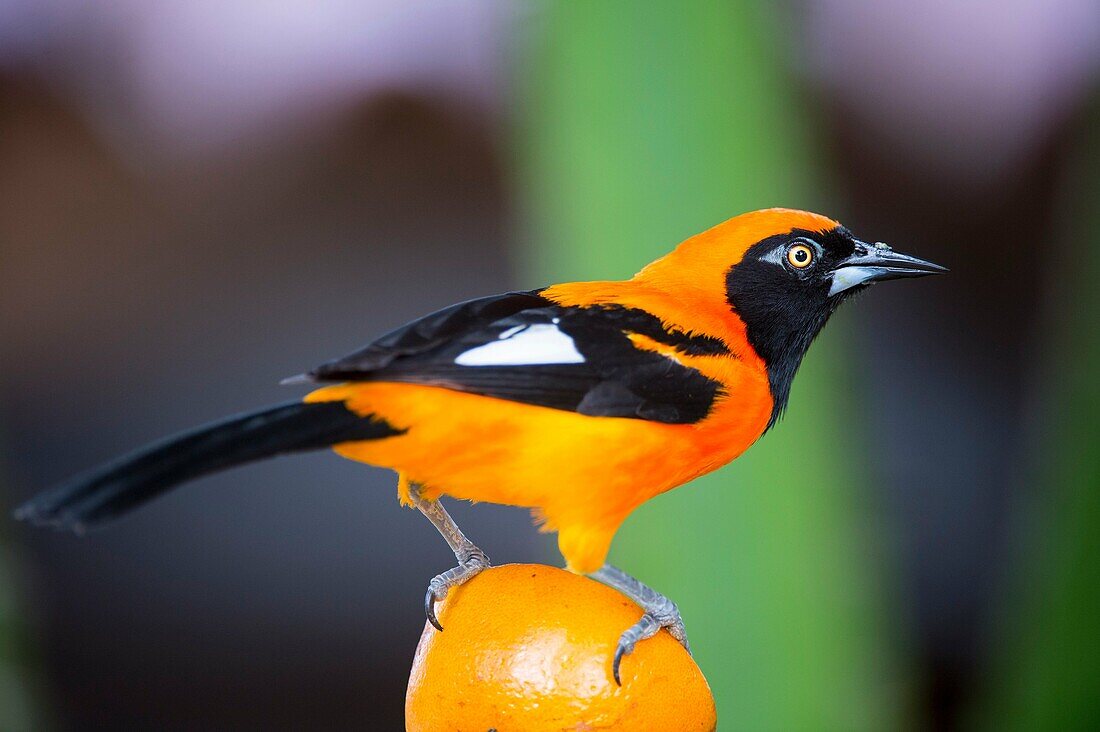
xmin=405 ymin=563 xmax=716 ymax=731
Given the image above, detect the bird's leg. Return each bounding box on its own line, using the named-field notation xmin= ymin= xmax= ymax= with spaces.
xmin=590 ymin=564 xmax=690 ymax=685
xmin=407 ymin=482 xmax=490 ymax=631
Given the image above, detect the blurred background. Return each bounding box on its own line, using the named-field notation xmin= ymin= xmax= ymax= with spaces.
xmin=1 ymin=1 xmax=1097 ymax=729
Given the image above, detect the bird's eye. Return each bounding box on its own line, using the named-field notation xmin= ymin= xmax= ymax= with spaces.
xmin=786 ymin=243 xmax=814 ymax=269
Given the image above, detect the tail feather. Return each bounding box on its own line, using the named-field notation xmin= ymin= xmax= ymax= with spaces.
xmin=14 ymin=400 xmax=400 ymax=532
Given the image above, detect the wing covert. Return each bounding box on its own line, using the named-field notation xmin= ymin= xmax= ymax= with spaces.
xmin=293 ymin=291 xmax=728 ymax=424
xmin=303 ymin=291 xmax=552 ymax=379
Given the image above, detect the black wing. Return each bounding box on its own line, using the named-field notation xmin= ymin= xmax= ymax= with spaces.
xmin=292 ymin=291 xmax=728 ymax=424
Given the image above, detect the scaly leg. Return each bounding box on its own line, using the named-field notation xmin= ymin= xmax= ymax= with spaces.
xmin=590 ymin=564 xmax=690 ymax=685
xmin=408 ymin=482 xmax=491 ymax=631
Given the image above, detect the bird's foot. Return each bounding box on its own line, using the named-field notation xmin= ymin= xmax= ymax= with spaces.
xmin=613 ymin=593 xmax=689 ymax=684
xmin=424 ymin=545 xmax=490 ymax=631
xmin=589 ymin=564 xmax=690 ymax=685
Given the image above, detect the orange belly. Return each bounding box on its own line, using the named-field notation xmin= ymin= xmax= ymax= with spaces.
xmin=305 ymin=367 xmax=771 ymax=573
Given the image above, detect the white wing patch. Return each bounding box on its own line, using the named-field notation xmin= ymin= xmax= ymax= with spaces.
xmin=454 ymin=323 xmax=585 ymax=366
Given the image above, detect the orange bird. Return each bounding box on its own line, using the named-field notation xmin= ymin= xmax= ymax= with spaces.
xmin=15 ymin=208 xmax=944 ymax=682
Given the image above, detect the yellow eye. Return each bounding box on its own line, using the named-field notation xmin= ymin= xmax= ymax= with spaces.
xmin=787 ymin=243 xmax=814 ymax=268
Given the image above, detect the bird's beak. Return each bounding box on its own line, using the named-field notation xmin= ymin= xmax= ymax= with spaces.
xmin=828 ymin=241 xmax=947 ymax=296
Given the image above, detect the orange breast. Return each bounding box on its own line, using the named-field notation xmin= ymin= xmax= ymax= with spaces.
xmin=305 ymin=352 xmax=771 ymax=573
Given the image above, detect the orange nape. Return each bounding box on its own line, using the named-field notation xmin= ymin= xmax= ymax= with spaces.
xmin=405 ymin=563 xmax=716 ymax=731
xmin=542 ymin=207 xmax=841 ymax=362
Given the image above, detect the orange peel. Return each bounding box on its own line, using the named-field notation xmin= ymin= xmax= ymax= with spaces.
xmin=406 ymin=563 xmax=716 ymax=730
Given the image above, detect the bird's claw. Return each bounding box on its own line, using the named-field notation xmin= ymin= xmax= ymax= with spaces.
xmin=424 ymin=585 xmax=444 ymax=631
xmin=422 ymin=549 xmax=490 ymax=632
xmin=612 ymin=598 xmax=690 ymax=686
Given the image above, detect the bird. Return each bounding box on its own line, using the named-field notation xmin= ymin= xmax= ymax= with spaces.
xmin=14 ymin=208 xmax=944 ymax=684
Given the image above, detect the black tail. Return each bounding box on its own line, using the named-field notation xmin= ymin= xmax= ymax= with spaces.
xmin=14 ymin=401 xmax=401 ymax=532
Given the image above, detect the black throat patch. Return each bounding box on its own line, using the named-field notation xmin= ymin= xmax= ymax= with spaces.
xmin=725 ymin=227 xmax=855 ymax=429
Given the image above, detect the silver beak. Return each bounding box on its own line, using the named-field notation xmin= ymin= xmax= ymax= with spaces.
xmin=828 ymin=241 xmax=947 ymax=296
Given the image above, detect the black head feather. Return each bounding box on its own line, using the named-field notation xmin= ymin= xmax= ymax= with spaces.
xmin=725 ymin=226 xmax=860 ymax=428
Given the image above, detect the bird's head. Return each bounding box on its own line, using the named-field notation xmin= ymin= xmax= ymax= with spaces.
xmin=636 ymin=208 xmax=946 ymax=425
